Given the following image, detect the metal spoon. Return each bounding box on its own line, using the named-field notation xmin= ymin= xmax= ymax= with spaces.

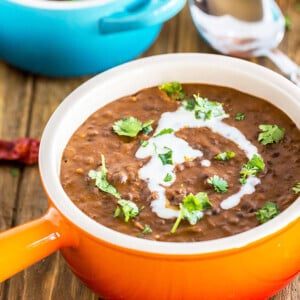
xmin=189 ymin=0 xmax=300 ymax=86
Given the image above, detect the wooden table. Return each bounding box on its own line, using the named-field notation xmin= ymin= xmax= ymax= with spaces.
xmin=0 ymin=1 xmax=299 ymax=299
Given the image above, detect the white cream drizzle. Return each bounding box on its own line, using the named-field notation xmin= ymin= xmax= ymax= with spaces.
xmin=201 ymin=159 xmax=211 ymax=167
xmin=135 ymin=106 xmax=260 ymax=219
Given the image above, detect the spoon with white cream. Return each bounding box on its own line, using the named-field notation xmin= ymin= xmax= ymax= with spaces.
xmin=189 ymin=0 xmax=300 ymax=86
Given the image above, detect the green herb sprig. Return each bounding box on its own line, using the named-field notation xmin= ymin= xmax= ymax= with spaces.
xmin=142 ymin=224 xmax=152 ymax=235
xmin=113 ymin=117 xmax=153 ymax=137
xmin=171 ymin=192 xmax=212 ymax=233
xmin=240 ymin=154 xmax=265 ymax=184
xmin=114 ymin=199 xmax=140 ymax=222
xmin=163 ymin=173 xmax=173 ymax=182
xmin=139 ymin=140 xmax=149 ymax=147
xmin=235 ymin=112 xmax=245 ymax=121
xmin=292 ymin=182 xmax=300 ymax=194
xmin=88 ymin=154 xmax=121 ymax=199
xmin=89 ymin=155 xmax=141 ymax=224
xmin=159 ymin=82 xmax=186 ymax=100
xmin=258 ymin=124 xmax=285 ymax=145
xmin=207 ymin=175 xmax=228 ymax=193
xmin=158 ymin=147 xmax=173 ymax=165
xmin=214 ymin=151 xmax=235 ymax=161
xmin=285 ymin=15 xmax=292 ymax=30
xmin=182 ymin=94 xmax=228 ymax=120
xmin=154 ymin=128 xmax=174 ymax=137
xmin=256 ymin=202 xmax=280 ymax=223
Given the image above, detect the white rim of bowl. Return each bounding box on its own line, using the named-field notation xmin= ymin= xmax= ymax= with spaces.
xmin=39 ymin=53 xmax=300 ymax=255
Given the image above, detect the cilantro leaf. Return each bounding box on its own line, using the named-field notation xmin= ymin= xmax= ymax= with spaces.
xmin=256 ymin=202 xmax=280 ymax=223
xmin=214 ymin=151 xmax=235 ymax=161
xmin=113 ymin=117 xmax=153 ymax=137
xmin=113 ymin=117 xmax=142 ymax=137
xmin=292 ymin=181 xmax=300 ymax=194
xmin=235 ymin=112 xmax=245 ymax=121
xmin=140 ymin=140 xmax=149 ymax=147
xmin=182 ymin=94 xmax=227 ymax=120
xmin=141 ymin=120 xmax=154 ymax=135
xmin=114 ymin=199 xmax=140 ymax=222
xmin=240 ymin=154 xmax=265 ymax=184
xmin=163 ymin=173 xmax=173 ymax=182
xmin=154 ymin=128 xmax=174 ymax=137
xmin=171 ymin=192 xmax=212 ymax=233
xmin=159 ymin=82 xmax=186 ymax=100
xmin=258 ymin=124 xmax=285 ymax=145
xmin=181 ymin=98 xmax=196 ymax=111
xmin=88 ymin=155 xmax=121 ymax=199
xmin=142 ymin=224 xmax=152 ymax=235
xmin=285 ymin=15 xmax=292 ymax=30
xmin=158 ymin=147 xmax=173 ymax=165
xmin=207 ymin=175 xmax=228 ymax=193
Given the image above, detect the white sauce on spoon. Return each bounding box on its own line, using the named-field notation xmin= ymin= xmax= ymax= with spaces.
xmin=135 ymin=105 xmax=260 ymax=219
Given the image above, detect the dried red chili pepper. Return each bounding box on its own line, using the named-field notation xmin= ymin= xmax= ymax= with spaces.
xmin=0 ymin=138 xmax=40 ymax=164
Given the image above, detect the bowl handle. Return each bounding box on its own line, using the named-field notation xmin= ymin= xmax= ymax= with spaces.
xmin=0 ymin=207 xmax=78 ymax=282
xmin=296 ymin=217 xmax=300 ymax=272
xmin=99 ymin=0 xmax=186 ymax=34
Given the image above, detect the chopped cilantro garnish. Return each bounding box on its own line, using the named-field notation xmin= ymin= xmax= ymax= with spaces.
xmin=214 ymin=151 xmax=235 ymax=161
xmin=235 ymin=112 xmax=245 ymax=121
xmin=256 ymin=202 xmax=280 ymax=224
xmin=182 ymin=98 xmax=196 ymax=111
xmin=258 ymin=124 xmax=285 ymax=145
xmin=142 ymin=224 xmax=152 ymax=234
xmin=113 ymin=117 xmax=142 ymax=137
xmin=141 ymin=120 xmax=154 ymax=135
xmin=114 ymin=199 xmax=140 ymax=222
xmin=140 ymin=140 xmax=149 ymax=147
xmin=182 ymin=94 xmax=227 ymax=120
xmin=196 ymin=109 xmax=212 ymax=120
xmin=158 ymin=147 xmax=173 ymax=165
xmin=240 ymin=154 xmax=265 ymax=184
xmin=113 ymin=117 xmax=153 ymax=137
xmin=159 ymin=82 xmax=186 ymax=100
xmin=171 ymin=192 xmax=212 ymax=233
xmin=292 ymin=182 xmax=300 ymax=194
xmin=154 ymin=128 xmax=174 ymax=137
xmin=88 ymin=155 xmax=121 ymax=199
xmin=207 ymin=175 xmax=228 ymax=193
xmin=285 ymin=15 xmax=292 ymax=30
xmin=163 ymin=173 xmax=173 ymax=182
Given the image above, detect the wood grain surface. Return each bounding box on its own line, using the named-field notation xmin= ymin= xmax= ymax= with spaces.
xmin=0 ymin=1 xmax=299 ymax=299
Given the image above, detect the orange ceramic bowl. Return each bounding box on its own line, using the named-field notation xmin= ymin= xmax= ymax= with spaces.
xmin=0 ymin=53 xmax=299 ymax=300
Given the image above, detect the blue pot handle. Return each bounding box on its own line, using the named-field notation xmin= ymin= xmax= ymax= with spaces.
xmin=99 ymin=0 xmax=186 ymax=34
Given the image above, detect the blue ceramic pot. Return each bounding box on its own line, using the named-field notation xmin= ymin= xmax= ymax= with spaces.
xmin=0 ymin=0 xmax=186 ymax=77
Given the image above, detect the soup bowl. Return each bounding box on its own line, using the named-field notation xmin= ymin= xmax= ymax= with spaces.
xmin=0 ymin=0 xmax=185 ymax=77
xmin=0 ymin=53 xmax=300 ymax=299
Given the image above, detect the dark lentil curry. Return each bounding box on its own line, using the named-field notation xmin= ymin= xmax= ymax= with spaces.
xmin=60 ymin=83 xmax=300 ymax=242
